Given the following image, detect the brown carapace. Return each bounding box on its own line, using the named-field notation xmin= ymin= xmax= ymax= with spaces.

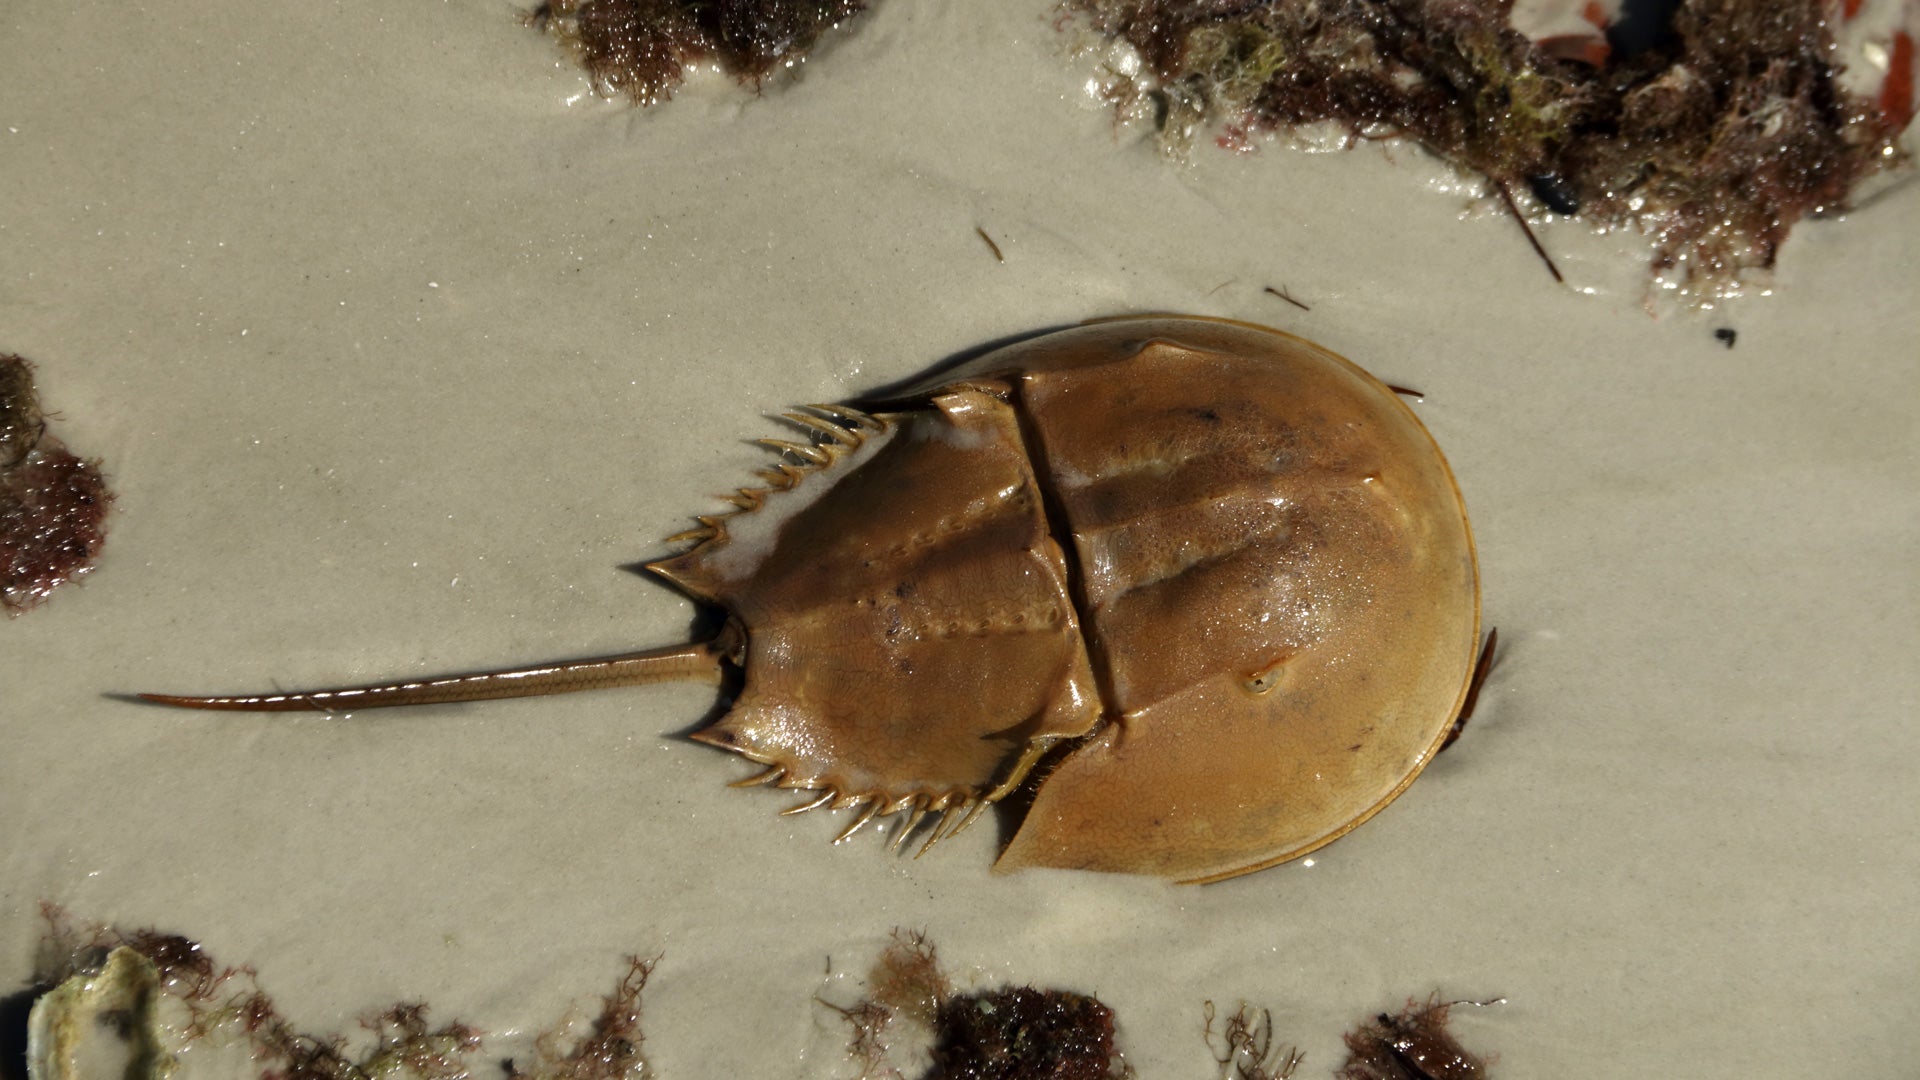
xmin=141 ymin=317 xmax=1480 ymax=883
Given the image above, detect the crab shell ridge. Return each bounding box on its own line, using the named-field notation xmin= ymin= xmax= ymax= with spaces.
xmin=648 ymin=316 xmax=1479 ymax=883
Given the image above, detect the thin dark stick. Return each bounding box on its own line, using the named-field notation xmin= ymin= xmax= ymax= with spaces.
xmin=1263 ymin=285 xmax=1310 ymax=311
xmin=975 ymin=226 xmax=1004 ymax=263
xmin=1494 ymin=181 xmax=1563 ymax=284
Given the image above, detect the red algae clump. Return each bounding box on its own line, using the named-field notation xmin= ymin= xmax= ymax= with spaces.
xmin=508 ymin=956 xmax=657 ymax=1080
xmin=28 ymin=908 xmax=654 ymax=1080
xmin=1064 ymin=0 xmax=1913 ymax=300
xmin=529 ymin=0 xmax=869 ymax=105
xmin=1337 ymin=996 xmax=1499 ymax=1080
xmin=1 ymin=354 xmax=111 ymax=615
xmin=823 ymin=930 xmax=1129 ymax=1080
xmin=928 ymin=987 xmax=1125 ymax=1080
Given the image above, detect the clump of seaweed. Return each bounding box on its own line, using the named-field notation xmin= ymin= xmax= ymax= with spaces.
xmin=25 ymin=913 xmax=1506 ymax=1080
xmin=508 ymin=956 xmax=657 ymax=1080
xmin=528 ymin=0 xmax=869 ymax=106
xmin=33 ymin=907 xmax=484 ymax=1080
xmin=823 ymin=930 xmax=1129 ymax=1080
xmin=821 ymin=930 xmax=952 ymax=1080
xmin=928 ymin=987 xmax=1124 ymax=1080
xmin=28 ymin=908 xmax=653 ymax=1080
xmin=1 ymin=354 xmax=111 ymax=614
xmin=34 ymin=906 xmax=216 ymax=1013
xmin=1203 ymin=1002 xmax=1301 ymax=1080
xmin=1336 ymin=995 xmax=1501 ymax=1080
xmin=1065 ymin=0 xmax=1913 ymax=301
xmin=867 ymin=930 xmax=951 ymax=1031
xmin=264 ymin=1004 xmax=483 ymax=1080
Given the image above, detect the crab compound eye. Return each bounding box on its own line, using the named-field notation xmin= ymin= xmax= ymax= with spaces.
xmin=1243 ymin=661 xmax=1287 ymax=695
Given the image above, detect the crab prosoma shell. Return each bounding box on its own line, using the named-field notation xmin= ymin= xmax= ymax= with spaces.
xmin=653 ymin=316 xmax=1479 ymax=883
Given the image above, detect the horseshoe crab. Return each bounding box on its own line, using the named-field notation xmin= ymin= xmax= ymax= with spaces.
xmin=141 ymin=316 xmax=1482 ymax=883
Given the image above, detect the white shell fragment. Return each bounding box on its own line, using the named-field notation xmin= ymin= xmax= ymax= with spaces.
xmin=27 ymin=948 xmax=178 ymax=1080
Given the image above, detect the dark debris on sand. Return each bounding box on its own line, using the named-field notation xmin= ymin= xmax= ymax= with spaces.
xmin=529 ymin=0 xmax=868 ymax=105
xmin=1066 ymin=0 xmax=1912 ymax=298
